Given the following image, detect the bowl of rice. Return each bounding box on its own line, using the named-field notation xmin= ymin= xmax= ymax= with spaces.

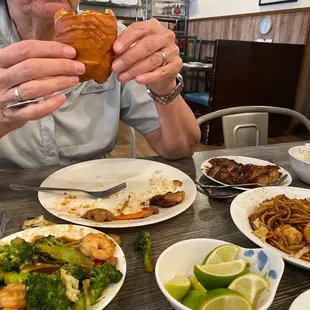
xmin=289 ymin=145 xmax=310 ymax=185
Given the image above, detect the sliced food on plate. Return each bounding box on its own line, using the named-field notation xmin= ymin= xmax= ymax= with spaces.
xmin=60 ymin=172 xmax=185 ymax=222
xmin=201 ymin=156 xmax=292 ymax=189
xmin=0 ymin=225 xmax=126 ymax=310
xmin=205 ymin=158 xmax=281 ymax=185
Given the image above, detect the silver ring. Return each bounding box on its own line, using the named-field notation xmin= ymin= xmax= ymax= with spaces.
xmin=14 ymin=86 xmax=23 ymax=102
xmin=158 ymin=50 xmax=167 ymax=67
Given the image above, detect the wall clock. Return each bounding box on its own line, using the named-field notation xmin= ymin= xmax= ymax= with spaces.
xmin=259 ymin=16 xmax=272 ymax=35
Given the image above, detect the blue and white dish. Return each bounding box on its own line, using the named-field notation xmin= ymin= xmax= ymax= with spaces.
xmin=155 ymin=238 xmax=284 ymax=310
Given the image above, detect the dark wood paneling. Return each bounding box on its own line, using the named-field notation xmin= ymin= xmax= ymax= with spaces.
xmin=295 ymin=20 xmax=310 ymax=118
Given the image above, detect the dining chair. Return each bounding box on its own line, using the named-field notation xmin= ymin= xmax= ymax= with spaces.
xmin=176 ymin=35 xmax=198 ymax=61
xmin=206 ymin=39 xmax=304 ymax=145
xmin=196 ymin=106 xmax=310 ymax=148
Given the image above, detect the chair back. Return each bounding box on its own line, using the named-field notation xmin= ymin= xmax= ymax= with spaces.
xmin=197 ymin=106 xmax=310 ymax=149
xmin=197 ymin=39 xmax=215 ymax=63
xmin=222 ymin=112 xmax=268 ymax=148
xmin=208 ymin=40 xmax=304 ymax=145
xmin=176 ymin=35 xmax=197 ymax=61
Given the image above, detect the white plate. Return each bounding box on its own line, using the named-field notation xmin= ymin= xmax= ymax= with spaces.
xmin=201 ymin=156 xmax=292 ymax=190
xmin=38 ymin=159 xmax=196 ymax=228
xmin=230 ymin=186 xmax=310 ymax=269
xmin=289 ymin=289 xmax=310 ymax=310
xmin=0 ymin=224 xmax=126 ymax=310
xmin=155 ymin=238 xmax=284 ymax=310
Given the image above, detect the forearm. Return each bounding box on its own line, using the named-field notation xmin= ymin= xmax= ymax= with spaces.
xmin=145 ymin=95 xmax=201 ymax=160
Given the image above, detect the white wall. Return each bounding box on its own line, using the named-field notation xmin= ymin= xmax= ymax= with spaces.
xmin=189 ymin=0 xmax=310 ymax=19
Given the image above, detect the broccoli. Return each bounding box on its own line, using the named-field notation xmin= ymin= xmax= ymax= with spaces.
xmin=25 ymin=272 xmax=72 ymax=310
xmin=73 ymin=264 xmax=123 ymax=310
xmin=34 ymin=235 xmax=67 ymax=248
xmin=0 ymin=237 xmax=34 ymax=272
xmin=61 ymin=263 xmax=85 ymax=284
xmin=133 ymin=231 xmax=153 ymax=272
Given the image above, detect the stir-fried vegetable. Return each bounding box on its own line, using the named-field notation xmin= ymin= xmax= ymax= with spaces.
xmin=34 ymin=236 xmax=94 ymax=268
xmin=61 ymin=263 xmax=86 ymax=284
xmin=0 ymin=233 xmax=123 ymax=309
xmin=25 ymin=272 xmax=72 ymax=310
xmin=133 ymin=231 xmax=153 ymax=272
xmin=0 ymin=237 xmax=34 ymax=272
xmin=73 ymin=264 xmax=123 ymax=310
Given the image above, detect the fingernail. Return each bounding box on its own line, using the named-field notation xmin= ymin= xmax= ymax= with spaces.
xmin=64 ymin=46 xmax=76 ymax=57
xmin=68 ymin=76 xmax=80 ymax=84
xmin=119 ymin=72 xmax=130 ymax=82
xmin=113 ymin=60 xmax=124 ymax=72
xmin=136 ymin=75 xmax=146 ymax=84
xmin=74 ymin=62 xmax=85 ymax=74
xmin=114 ymin=42 xmax=124 ymax=53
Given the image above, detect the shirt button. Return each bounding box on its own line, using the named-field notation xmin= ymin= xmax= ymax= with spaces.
xmin=49 ymin=150 xmax=56 ymax=157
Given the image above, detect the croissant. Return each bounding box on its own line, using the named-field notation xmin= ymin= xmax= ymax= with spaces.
xmin=54 ymin=9 xmax=117 ymax=84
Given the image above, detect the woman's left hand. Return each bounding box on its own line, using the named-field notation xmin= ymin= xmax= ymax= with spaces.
xmin=112 ymin=19 xmax=182 ymax=96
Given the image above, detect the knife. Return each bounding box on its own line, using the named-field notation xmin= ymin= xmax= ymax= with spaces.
xmin=0 ymin=211 xmax=12 ymax=239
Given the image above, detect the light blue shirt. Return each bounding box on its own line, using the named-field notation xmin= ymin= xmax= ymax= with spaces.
xmin=0 ymin=1 xmax=160 ymax=170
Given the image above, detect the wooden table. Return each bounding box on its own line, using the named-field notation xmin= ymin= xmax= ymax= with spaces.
xmin=1 ymin=141 xmax=310 ymax=310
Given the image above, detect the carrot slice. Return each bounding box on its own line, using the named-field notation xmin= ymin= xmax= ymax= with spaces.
xmin=114 ymin=209 xmax=156 ymax=220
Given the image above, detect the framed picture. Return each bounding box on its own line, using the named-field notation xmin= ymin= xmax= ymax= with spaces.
xmin=259 ymin=0 xmax=298 ymax=5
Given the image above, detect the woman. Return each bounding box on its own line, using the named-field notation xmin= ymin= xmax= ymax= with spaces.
xmin=0 ymin=0 xmax=200 ymax=169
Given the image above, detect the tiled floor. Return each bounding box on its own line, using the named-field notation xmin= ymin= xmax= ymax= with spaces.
xmin=110 ymin=122 xmax=310 ymax=158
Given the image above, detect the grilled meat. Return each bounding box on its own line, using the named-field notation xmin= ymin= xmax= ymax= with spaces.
xmin=150 ymin=191 xmax=185 ymax=208
xmin=205 ymin=158 xmax=281 ymax=185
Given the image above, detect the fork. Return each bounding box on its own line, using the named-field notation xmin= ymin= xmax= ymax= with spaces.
xmin=6 ymin=97 xmax=44 ymax=109
xmin=195 ymin=174 xmax=288 ymax=189
xmin=9 ymin=182 xmax=127 ymax=199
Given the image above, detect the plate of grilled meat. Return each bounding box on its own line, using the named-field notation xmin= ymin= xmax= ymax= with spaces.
xmin=201 ymin=156 xmax=292 ymax=190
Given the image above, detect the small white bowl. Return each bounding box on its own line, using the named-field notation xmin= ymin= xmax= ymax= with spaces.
xmin=155 ymin=239 xmax=284 ymax=310
xmin=289 ymin=145 xmax=310 ymax=185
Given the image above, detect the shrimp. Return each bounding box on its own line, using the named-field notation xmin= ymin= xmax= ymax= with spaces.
xmin=80 ymin=233 xmax=116 ymax=261
xmin=0 ymin=283 xmax=26 ymax=309
xmin=303 ymin=222 xmax=310 ymax=245
xmin=275 ymin=225 xmax=303 ymax=246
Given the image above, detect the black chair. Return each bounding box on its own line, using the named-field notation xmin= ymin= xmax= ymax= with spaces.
xmin=175 ymin=35 xmax=198 ymax=62
xmin=207 ymin=39 xmax=305 ymax=145
xmin=182 ymin=40 xmax=215 ymax=143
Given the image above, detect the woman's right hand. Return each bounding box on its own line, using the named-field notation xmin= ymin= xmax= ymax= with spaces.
xmin=0 ymin=40 xmax=86 ymax=138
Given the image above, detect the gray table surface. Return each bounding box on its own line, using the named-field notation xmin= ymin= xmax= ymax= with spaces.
xmin=1 ymin=141 xmax=310 ymax=310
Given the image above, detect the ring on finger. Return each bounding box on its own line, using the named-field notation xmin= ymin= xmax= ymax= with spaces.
xmin=14 ymin=86 xmax=23 ymax=102
xmin=158 ymin=50 xmax=168 ymax=67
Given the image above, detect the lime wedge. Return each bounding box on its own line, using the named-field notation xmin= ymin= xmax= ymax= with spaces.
xmin=203 ymin=244 xmax=240 ymax=265
xmin=190 ymin=275 xmax=207 ymax=292
xmin=228 ymin=273 xmax=269 ymax=305
xmin=194 ymin=259 xmax=248 ymax=290
xmin=196 ymin=288 xmax=253 ymax=310
xmin=165 ymin=274 xmax=191 ymax=301
xmin=181 ymin=290 xmax=205 ymax=309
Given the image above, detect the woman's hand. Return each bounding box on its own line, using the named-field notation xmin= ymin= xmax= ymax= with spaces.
xmin=0 ymin=40 xmax=85 ymax=138
xmin=112 ymin=19 xmax=182 ymax=96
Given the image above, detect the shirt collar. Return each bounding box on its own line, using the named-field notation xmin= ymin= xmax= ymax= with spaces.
xmin=0 ymin=0 xmax=20 ymax=47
